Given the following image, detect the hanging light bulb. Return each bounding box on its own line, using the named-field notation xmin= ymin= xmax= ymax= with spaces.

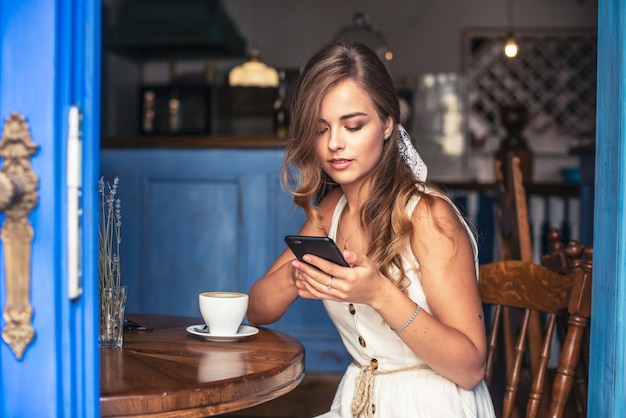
xmin=504 ymin=36 xmax=519 ymax=58
xmin=503 ymin=0 xmax=519 ymax=58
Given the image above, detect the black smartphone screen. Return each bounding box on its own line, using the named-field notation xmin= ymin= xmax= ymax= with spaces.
xmin=284 ymin=235 xmax=350 ymax=267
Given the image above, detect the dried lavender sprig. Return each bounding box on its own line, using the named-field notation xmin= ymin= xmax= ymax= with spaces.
xmin=99 ymin=176 xmax=122 ymax=292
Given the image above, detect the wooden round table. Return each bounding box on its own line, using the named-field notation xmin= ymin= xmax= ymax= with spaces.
xmin=100 ymin=314 xmax=305 ymax=417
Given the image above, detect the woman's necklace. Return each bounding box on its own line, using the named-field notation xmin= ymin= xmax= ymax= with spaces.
xmin=338 ymin=212 xmax=359 ymax=250
xmin=338 ymin=226 xmax=358 ymax=250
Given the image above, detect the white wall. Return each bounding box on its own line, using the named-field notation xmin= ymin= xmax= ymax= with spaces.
xmin=220 ymin=0 xmax=596 ymax=81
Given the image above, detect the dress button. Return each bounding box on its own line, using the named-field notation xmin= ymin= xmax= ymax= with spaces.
xmin=370 ymin=358 xmax=378 ymax=370
xmin=358 ymin=336 xmax=366 ymax=347
xmin=348 ymin=303 xmax=356 ymax=315
xmin=372 ymin=404 xmax=376 ymax=414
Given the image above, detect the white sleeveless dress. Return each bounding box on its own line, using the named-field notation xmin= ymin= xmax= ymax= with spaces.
xmin=315 ymin=191 xmax=496 ymax=418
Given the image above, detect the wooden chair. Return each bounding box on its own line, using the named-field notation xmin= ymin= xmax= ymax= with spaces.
xmin=493 ymin=156 xmax=543 ymax=394
xmin=540 ymin=228 xmax=591 ymax=418
xmin=540 ymin=228 xmax=569 ymax=273
xmin=494 ymin=155 xmax=533 ymax=262
xmin=479 ymin=249 xmax=592 ymax=418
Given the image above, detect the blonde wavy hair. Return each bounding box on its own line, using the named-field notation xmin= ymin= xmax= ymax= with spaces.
xmin=282 ymin=42 xmax=433 ymax=290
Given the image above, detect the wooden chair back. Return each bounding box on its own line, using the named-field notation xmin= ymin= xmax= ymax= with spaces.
xmin=540 ymin=228 xmax=592 ymax=418
xmin=494 ymin=155 xmax=533 ymax=262
xmin=479 ymin=252 xmax=592 ymax=418
xmin=493 ymin=155 xmax=543 ymax=394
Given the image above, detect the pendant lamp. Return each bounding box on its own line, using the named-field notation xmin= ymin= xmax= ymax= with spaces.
xmin=333 ymin=12 xmax=393 ymax=61
xmin=105 ymin=0 xmax=246 ymax=60
xmin=227 ymin=1 xmax=278 ymax=87
xmin=228 ymin=49 xmax=279 ymax=87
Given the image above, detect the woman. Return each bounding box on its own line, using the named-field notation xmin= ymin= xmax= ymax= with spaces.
xmin=247 ymin=42 xmax=495 ymax=417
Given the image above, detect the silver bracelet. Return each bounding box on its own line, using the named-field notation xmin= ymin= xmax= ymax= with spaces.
xmin=391 ymin=303 xmax=420 ymax=333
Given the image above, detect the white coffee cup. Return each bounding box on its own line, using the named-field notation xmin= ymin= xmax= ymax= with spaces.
xmin=199 ymin=291 xmax=248 ymax=335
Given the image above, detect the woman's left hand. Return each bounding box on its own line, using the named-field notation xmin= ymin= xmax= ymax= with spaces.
xmin=291 ymin=250 xmax=386 ymax=304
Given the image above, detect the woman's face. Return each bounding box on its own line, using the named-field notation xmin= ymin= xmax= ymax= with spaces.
xmin=316 ymin=79 xmax=393 ymax=191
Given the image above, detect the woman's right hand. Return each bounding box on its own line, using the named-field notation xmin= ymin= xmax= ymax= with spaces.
xmin=290 ymin=250 xmax=390 ymax=307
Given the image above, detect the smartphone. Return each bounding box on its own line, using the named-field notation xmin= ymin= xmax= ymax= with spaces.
xmin=284 ymin=235 xmax=350 ymax=268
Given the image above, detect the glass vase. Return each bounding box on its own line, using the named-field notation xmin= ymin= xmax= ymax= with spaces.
xmin=99 ymin=285 xmax=127 ymax=348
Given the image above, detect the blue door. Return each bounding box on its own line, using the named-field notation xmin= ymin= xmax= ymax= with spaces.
xmin=589 ymin=1 xmax=626 ymax=416
xmin=0 ymin=0 xmax=100 ymax=416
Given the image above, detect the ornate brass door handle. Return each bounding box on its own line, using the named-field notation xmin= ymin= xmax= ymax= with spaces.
xmin=0 ymin=112 xmax=39 ymax=360
xmin=0 ymin=171 xmax=18 ymax=210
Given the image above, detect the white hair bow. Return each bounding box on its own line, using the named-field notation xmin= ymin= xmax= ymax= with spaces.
xmin=398 ymin=124 xmax=427 ymax=182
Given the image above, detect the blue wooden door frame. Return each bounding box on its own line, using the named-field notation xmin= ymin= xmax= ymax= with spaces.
xmin=0 ymin=0 xmax=100 ymax=416
xmin=589 ymin=1 xmax=626 ymax=416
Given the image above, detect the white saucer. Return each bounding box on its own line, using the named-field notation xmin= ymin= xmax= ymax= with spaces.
xmin=186 ymin=324 xmax=259 ymax=342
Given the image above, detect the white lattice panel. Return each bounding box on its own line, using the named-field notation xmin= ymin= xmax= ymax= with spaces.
xmin=464 ymin=29 xmax=596 ymax=152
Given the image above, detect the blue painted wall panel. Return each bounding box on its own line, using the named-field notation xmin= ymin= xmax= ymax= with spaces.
xmin=101 ymin=148 xmax=350 ymax=371
xmin=141 ymin=177 xmax=241 ymax=315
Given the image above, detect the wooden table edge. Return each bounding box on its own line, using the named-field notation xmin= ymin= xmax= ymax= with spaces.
xmin=100 ymin=315 xmax=307 ymax=418
xmin=101 ymin=351 xmax=305 ymax=417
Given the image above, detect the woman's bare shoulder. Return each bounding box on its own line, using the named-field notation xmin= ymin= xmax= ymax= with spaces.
xmin=411 ymin=192 xmax=464 ymax=233
xmin=409 ymin=191 xmax=475 ymax=271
